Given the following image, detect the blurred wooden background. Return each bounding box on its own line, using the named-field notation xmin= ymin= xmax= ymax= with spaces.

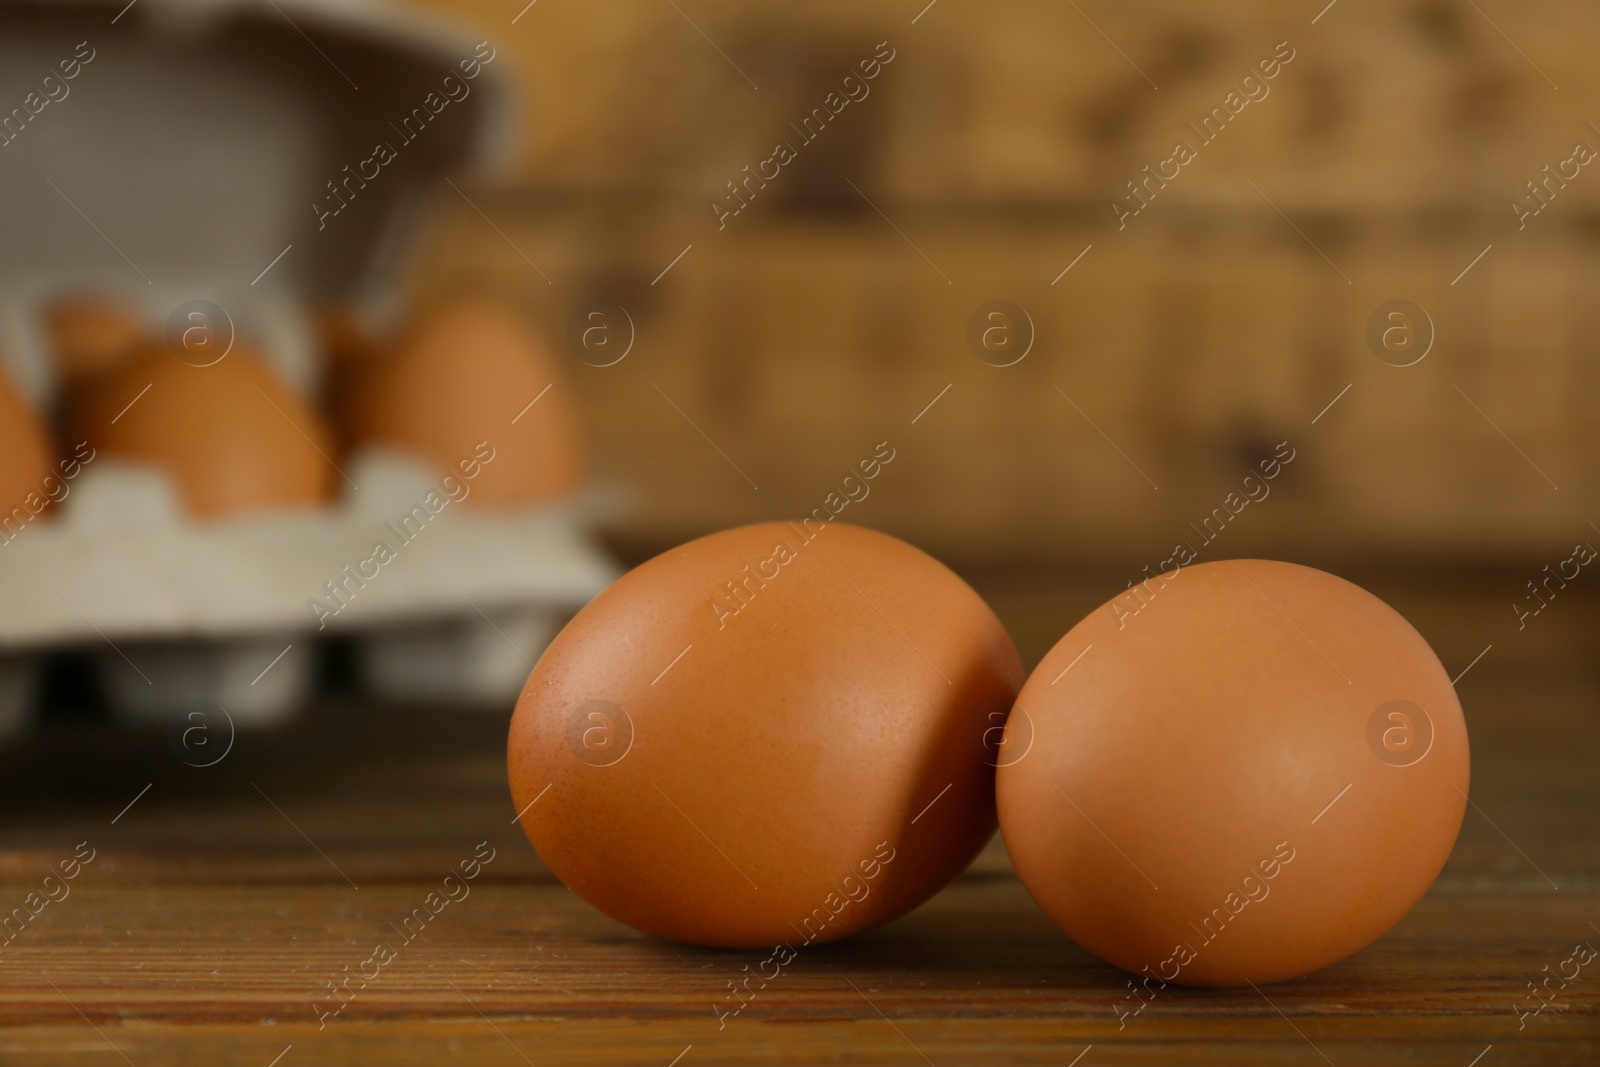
xmin=400 ymin=0 xmax=1600 ymax=563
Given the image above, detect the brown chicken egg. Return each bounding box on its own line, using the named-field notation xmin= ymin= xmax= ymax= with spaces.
xmin=343 ymin=298 xmax=582 ymax=509
xmin=0 ymin=366 xmax=56 ymax=532
xmin=76 ymin=342 xmax=338 ymax=519
xmin=507 ymin=521 xmax=1023 ymax=948
xmin=997 ymin=559 xmax=1469 ymax=987
xmin=44 ymin=294 xmax=150 ymax=390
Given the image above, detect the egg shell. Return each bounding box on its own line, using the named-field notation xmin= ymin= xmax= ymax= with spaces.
xmin=45 ymin=295 xmax=151 ymax=390
xmin=343 ymin=298 xmax=583 ymax=510
xmin=507 ymin=521 xmax=1023 ymax=948
xmin=0 ymin=366 xmax=56 ymax=526
xmin=76 ymin=343 xmax=338 ymax=519
xmin=997 ymin=558 xmax=1470 ymax=987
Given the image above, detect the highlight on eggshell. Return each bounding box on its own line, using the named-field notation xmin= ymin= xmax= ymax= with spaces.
xmin=995 ymin=558 xmax=1470 ymax=987
xmin=507 ymin=521 xmax=1024 ymax=949
xmin=342 ymin=297 xmax=583 ymax=510
xmin=74 ymin=340 xmax=339 ymax=519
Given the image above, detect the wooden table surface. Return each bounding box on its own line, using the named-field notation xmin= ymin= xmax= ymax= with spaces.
xmin=0 ymin=572 xmax=1596 ymax=1066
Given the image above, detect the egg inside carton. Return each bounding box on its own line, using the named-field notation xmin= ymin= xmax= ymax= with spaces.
xmin=0 ymin=0 xmax=618 ymax=736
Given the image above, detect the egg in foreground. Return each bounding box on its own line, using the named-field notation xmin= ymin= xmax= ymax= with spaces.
xmin=997 ymin=558 xmax=1469 ymax=987
xmin=507 ymin=521 xmax=1023 ymax=948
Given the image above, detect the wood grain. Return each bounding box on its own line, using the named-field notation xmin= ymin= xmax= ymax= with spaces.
xmin=396 ymin=0 xmax=1600 ymax=562
xmin=0 ymin=571 xmax=1594 ymax=1064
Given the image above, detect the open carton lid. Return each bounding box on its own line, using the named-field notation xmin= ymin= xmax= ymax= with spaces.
xmin=0 ymin=0 xmax=515 ymax=402
xmin=0 ymin=0 xmax=611 ymax=656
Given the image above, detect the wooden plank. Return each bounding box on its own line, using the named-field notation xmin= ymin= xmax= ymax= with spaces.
xmin=0 ymin=575 xmax=1595 ymax=1063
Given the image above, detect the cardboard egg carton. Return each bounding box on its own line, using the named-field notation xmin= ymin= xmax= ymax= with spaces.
xmin=0 ymin=0 xmax=619 ymax=737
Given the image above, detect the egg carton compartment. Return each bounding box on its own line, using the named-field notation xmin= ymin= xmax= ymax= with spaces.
xmin=355 ymin=606 xmax=560 ymax=706
xmin=0 ymin=0 xmax=514 ymax=406
xmin=0 ymin=451 xmax=618 ymax=728
xmin=0 ymin=0 xmax=617 ymax=737
xmin=95 ymin=631 xmax=314 ymax=729
xmin=0 ymin=0 xmax=513 ymax=375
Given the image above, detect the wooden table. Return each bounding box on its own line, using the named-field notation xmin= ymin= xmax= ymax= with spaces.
xmin=0 ymin=573 xmax=1595 ymax=1065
